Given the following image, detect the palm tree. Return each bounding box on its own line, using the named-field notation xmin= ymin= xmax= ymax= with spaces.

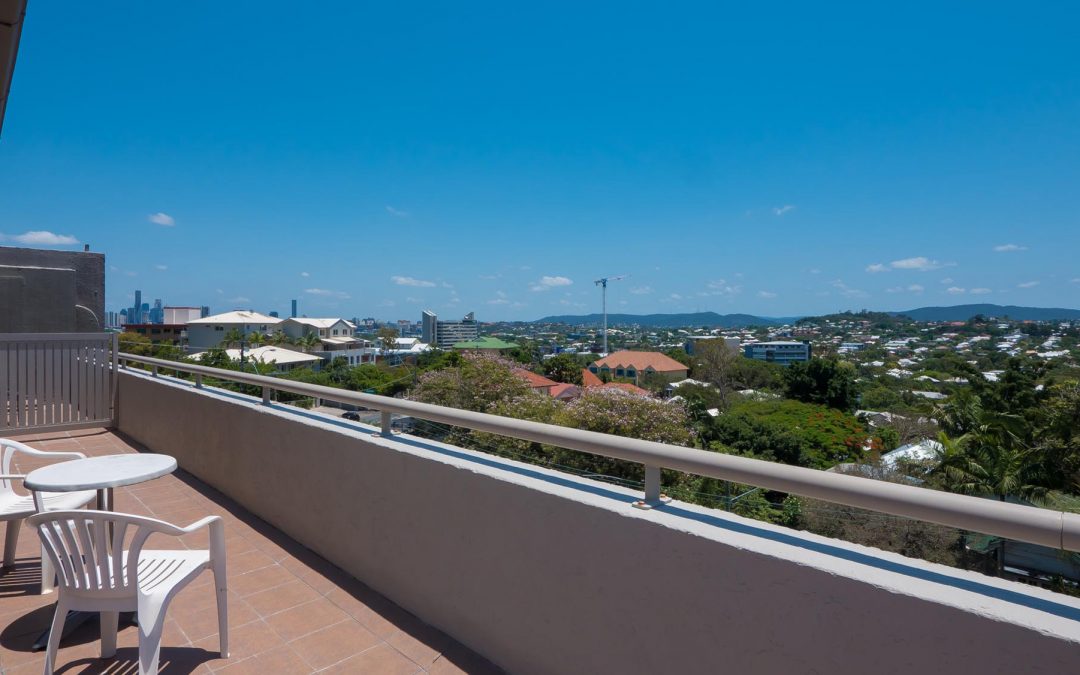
xmin=268 ymin=330 xmax=288 ymax=346
xmin=297 ymin=333 xmax=321 ymax=353
xmin=932 ymin=418 xmax=1049 ymax=574
xmin=220 ymin=327 xmax=245 ymax=350
xmin=247 ymin=332 xmax=265 ymax=348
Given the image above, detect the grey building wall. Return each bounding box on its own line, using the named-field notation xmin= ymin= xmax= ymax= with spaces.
xmin=0 ymin=245 xmax=105 ymax=332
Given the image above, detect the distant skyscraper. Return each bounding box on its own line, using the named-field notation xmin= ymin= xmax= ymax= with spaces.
xmin=269 ymin=311 xmax=279 ymax=318
xmin=149 ymin=299 xmax=164 ymax=324
xmin=291 ymin=299 xmax=298 ymax=318
xmin=132 ymin=290 xmax=142 ymax=322
xmin=200 ymin=306 xmax=210 ymax=318
xmin=422 ymin=310 xmax=478 ymax=349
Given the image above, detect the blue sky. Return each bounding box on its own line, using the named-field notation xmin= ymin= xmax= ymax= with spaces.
xmin=2 ymin=2 xmax=1078 ymax=321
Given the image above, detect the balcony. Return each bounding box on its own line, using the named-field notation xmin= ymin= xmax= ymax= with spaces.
xmin=2 ymin=337 xmax=1080 ymax=673
xmin=0 ymin=428 xmax=498 ymax=674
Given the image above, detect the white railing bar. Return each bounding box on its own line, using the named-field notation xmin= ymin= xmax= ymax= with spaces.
xmin=117 ymin=352 xmax=1080 ymax=553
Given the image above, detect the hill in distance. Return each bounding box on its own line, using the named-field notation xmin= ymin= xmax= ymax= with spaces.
xmin=533 ymin=304 xmax=1080 ymax=328
xmin=894 ymin=304 xmax=1080 ymax=322
xmin=533 ymin=312 xmax=786 ymax=328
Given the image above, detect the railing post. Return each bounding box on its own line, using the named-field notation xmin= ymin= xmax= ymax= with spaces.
xmin=262 ymin=386 xmax=271 ymax=405
xmin=634 ymin=464 xmax=669 ymax=510
xmin=381 ymin=410 xmax=392 ymax=436
xmin=151 ymin=365 xmax=158 ymax=378
xmin=195 ymin=374 xmax=203 ymax=389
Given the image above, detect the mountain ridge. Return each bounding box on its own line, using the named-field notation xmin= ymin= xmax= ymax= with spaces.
xmin=531 ymin=304 xmax=1080 ymax=327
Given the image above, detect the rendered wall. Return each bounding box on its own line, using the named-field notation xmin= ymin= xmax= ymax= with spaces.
xmin=116 ymin=372 xmax=1080 ymax=674
xmin=0 ymin=246 xmax=105 ymax=332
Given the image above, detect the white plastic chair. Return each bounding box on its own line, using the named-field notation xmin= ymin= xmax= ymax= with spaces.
xmin=27 ymin=509 xmax=229 ymax=675
xmin=0 ymin=438 xmax=96 ymax=591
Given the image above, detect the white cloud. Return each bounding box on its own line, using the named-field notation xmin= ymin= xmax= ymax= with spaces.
xmin=391 ymin=275 xmax=436 ymax=287
xmin=669 ymin=293 xmax=683 ymax=300
xmin=1017 ymin=280 xmax=1040 ymax=289
xmin=487 ymin=298 xmax=510 ymax=305
xmin=2 ymin=230 xmax=79 ymax=246
xmin=830 ymin=280 xmax=868 ymax=299
xmin=148 ymin=212 xmax=175 ymax=226
xmin=890 ymin=256 xmax=950 ymax=272
xmin=970 ymin=287 xmax=992 ymax=295
xmin=808 ymin=268 xmax=821 ymax=275
xmin=886 ymin=284 xmax=924 ymax=294
xmin=479 ymin=274 xmax=501 ymax=280
xmin=228 ymin=296 xmax=251 ymax=304
xmin=629 ymin=286 xmax=653 ymax=295
xmin=773 ymin=205 xmax=795 ymax=216
xmin=757 ymin=291 xmax=777 ymax=299
xmin=405 ymin=297 xmax=421 ymax=303
xmin=385 ymin=206 xmax=409 ymax=217
xmin=865 ymin=263 xmax=888 ymax=273
xmin=705 ymin=279 xmax=741 ymax=296
xmin=993 ymin=244 xmax=1027 ymax=252
xmin=154 ymin=264 xmax=168 ymax=271
xmin=1072 ymin=278 xmax=1080 ymax=284
xmin=495 ymin=290 xmax=507 ymax=298
xmin=305 ymin=288 xmax=351 ymax=299
xmin=946 ymin=287 xmax=966 ymax=295
xmin=530 ymin=275 xmax=573 ymax=291
xmin=300 ymin=271 xmax=310 ymax=277
xmin=940 ymin=277 xmax=954 ymax=284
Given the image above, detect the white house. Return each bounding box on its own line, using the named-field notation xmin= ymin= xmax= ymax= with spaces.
xmin=280 ymin=317 xmax=356 ymax=342
xmin=186 ymin=311 xmax=283 ymax=350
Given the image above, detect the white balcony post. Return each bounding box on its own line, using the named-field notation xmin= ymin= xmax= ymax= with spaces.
xmin=262 ymin=386 xmax=271 ymax=405
xmin=381 ymin=410 xmax=392 ymax=436
xmin=195 ymin=374 xmax=203 ymax=389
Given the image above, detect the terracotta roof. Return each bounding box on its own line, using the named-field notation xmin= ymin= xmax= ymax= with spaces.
xmin=601 ymin=382 xmax=651 ymax=396
xmin=515 ymin=369 xmax=559 ymax=390
xmin=549 ymin=383 xmax=581 ymax=399
xmin=591 ymin=350 xmax=687 ymax=373
xmin=582 ymin=369 xmax=604 ymax=387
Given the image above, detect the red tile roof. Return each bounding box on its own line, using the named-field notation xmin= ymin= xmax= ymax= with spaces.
xmin=515 ymin=369 xmax=559 ymax=390
xmin=549 ymin=383 xmax=581 ymax=400
xmin=581 ymin=368 xmax=604 ymax=387
xmin=600 ymin=382 xmax=651 ymax=396
xmin=591 ymin=350 xmax=688 ymax=373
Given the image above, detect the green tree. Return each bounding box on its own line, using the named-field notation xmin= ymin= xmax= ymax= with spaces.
xmin=376 ymin=326 xmax=400 ymax=358
xmin=542 ymin=353 xmax=584 ymax=385
xmin=296 ymin=333 xmax=321 ymax=353
xmin=783 ymin=358 xmax=858 ymax=411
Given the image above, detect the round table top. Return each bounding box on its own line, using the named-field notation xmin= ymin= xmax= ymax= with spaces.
xmin=24 ymin=453 xmax=177 ymax=492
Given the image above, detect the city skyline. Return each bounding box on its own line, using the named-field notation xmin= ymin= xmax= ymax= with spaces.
xmin=2 ymin=3 xmax=1078 ymax=320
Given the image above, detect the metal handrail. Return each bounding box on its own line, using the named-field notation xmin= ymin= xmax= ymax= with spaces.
xmin=118 ymin=352 xmax=1080 ymax=553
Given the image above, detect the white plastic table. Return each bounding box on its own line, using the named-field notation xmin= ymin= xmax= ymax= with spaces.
xmin=25 ymin=453 xmax=177 ymax=511
xmin=24 ymin=453 xmax=177 ymax=651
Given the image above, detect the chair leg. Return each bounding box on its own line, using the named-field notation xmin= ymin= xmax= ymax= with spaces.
xmin=137 ymin=596 xmax=167 ymax=675
xmin=43 ymin=596 xmax=69 ymax=675
xmin=2 ymin=518 xmax=19 ymax=569
xmin=100 ymin=610 xmax=119 ymax=658
xmin=40 ymin=543 xmax=55 ymax=595
xmin=213 ymin=564 xmax=229 ymax=657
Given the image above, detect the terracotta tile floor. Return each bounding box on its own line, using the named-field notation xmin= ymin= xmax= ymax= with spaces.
xmin=0 ymin=429 xmax=501 ymax=674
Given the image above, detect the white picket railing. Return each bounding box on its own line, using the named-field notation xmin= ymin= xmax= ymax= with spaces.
xmin=0 ymin=333 xmax=118 ymax=432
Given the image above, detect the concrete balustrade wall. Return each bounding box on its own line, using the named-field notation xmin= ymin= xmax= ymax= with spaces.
xmin=117 ymin=371 xmax=1080 ymax=674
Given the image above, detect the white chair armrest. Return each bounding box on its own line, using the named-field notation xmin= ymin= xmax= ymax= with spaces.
xmin=0 ymin=474 xmax=26 ymax=480
xmin=2 ymin=439 xmax=86 ymax=461
xmin=179 ymin=515 xmax=226 ymax=560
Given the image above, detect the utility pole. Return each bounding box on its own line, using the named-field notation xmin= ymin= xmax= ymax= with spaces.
xmin=594 ymin=274 xmax=628 ymax=355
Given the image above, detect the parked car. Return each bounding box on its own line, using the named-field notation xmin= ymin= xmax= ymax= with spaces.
xmin=341 ymin=411 xmax=361 ymax=421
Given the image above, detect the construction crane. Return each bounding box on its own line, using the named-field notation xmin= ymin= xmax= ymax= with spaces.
xmin=594 ymin=274 xmax=629 ymax=355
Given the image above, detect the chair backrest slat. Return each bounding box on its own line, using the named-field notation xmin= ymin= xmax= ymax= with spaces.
xmin=30 ymin=510 xmax=184 ymax=595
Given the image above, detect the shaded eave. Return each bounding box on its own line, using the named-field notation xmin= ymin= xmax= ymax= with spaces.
xmin=0 ymin=0 xmax=27 ymax=138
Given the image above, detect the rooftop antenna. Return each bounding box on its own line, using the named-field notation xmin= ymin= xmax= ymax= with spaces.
xmin=594 ymin=274 xmax=629 ymax=355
